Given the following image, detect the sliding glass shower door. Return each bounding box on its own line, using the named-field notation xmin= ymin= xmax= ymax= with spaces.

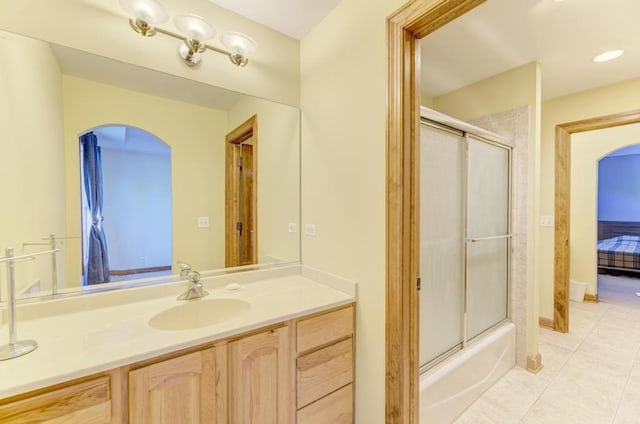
xmin=466 ymin=136 xmax=510 ymax=339
xmin=420 ymin=122 xmax=511 ymax=369
xmin=419 ymin=124 xmax=465 ymax=366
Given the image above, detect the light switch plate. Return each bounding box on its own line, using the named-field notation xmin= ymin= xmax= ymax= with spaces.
xmin=288 ymin=223 xmax=297 ymax=233
xmin=540 ymin=216 xmax=554 ymax=227
xmin=305 ymin=224 xmax=317 ymax=236
xmin=197 ymin=216 xmax=210 ymax=228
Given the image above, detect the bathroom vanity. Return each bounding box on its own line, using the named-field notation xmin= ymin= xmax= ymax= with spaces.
xmin=0 ymin=266 xmax=355 ymax=423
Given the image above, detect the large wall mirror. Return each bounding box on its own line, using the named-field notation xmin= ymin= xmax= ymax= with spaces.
xmin=0 ymin=29 xmax=300 ymax=301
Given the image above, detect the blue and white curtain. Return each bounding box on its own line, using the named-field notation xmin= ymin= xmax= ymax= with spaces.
xmin=81 ymin=132 xmax=110 ymax=285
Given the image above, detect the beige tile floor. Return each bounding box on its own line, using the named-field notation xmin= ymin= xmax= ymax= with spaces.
xmin=453 ymin=275 xmax=640 ymax=423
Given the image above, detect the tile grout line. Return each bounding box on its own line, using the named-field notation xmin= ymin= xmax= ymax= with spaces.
xmin=608 ymin=306 xmax=640 ymax=424
xmin=517 ymin=341 xmax=578 ymax=423
xmin=610 ymin=352 xmax=638 ymax=423
xmin=518 ymin=304 xmax=607 ymax=423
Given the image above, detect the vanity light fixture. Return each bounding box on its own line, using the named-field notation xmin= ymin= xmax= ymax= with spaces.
xmin=592 ymin=49 xmax=624 ymax=63
xmin=119 ymin=0 xmax=257 ymax=67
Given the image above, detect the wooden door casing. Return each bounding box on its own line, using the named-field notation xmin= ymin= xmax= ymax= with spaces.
xmin=239 ymin=143 xmax=254 ymax=265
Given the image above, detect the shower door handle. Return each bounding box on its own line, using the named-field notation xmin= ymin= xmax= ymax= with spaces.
xmin=466 ymin=234 xmax=514 ymax=243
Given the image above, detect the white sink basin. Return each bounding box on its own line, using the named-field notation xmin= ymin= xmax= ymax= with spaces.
xmin=148 ymin=299 xmax=250 ymax=331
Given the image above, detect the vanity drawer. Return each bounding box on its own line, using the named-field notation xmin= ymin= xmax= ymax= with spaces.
xmin=297 ymin=338 xmax=353 ymax=408
xmin=0 ymin=375 xmax=113 ymax=424
xmin=297 ymin=383 xmax=353 ymax=424
xmin=297 ymin=305 xmax=354 ymax=353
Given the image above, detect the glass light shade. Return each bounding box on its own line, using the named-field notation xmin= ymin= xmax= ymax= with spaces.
xmin=220 ymin=32 xmax=257 ymax=56
xmin=174 ymin=14 xmax=216 ymax=41
xmin=119 ymin=0 xmax=168 ymax=25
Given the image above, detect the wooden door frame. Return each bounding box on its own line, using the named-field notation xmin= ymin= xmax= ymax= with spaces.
xmin=386 ymin=1 xmax=485 ymax=422
xmin=553 ymin=109 xmax=640 ymax=333
xmin=225 ymin=115 xmax=258 ymax=267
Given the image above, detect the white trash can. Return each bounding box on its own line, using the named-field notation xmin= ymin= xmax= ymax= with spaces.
xmin=570 ymin=280 xmax=588 ymax=302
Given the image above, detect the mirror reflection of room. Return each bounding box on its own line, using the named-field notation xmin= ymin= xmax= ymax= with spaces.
xmin=0 ymin=29 xmax=300 ymax=300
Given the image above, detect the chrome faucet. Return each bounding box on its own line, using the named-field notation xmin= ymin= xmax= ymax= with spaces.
xmin=177 ymin=261 xmax=192 ymax=279
xmin=177 ymin=263 xmax=208 ymax=300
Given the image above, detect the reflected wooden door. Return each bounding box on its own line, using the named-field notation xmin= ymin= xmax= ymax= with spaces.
xmin=225 ymin=115 xmax=258 ymax=267
xmin=239 ymin=143 xmax=254 ymax=265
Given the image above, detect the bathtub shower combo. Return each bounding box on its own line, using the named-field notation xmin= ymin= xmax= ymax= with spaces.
xmin=419 ymin=108 xmax=515 ymax=423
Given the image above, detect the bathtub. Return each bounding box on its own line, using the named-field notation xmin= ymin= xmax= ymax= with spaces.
xmin=419 ymin=321 xmax=516 ymax=423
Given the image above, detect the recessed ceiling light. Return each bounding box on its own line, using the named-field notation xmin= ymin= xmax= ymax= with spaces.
xmin=592 ymin=50 xmax=624 ymax=63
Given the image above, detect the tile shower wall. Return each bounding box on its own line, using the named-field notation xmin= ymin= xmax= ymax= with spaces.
xmin=471 ymin=106 xmax=530 ymax=367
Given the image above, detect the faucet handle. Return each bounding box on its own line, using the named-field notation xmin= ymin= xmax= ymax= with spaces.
xmin=188 ymin=270 xmax=201 ymax=284
xmin=177 ymin=261 xmax=191 ymax=278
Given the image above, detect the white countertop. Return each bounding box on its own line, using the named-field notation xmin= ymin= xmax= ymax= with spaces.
xmin=0 ymin=265 xmax=355 ymax=399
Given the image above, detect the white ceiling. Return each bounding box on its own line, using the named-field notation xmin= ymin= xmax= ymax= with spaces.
xmin=206 ymin=0 xmax=640 ymax=101
xmin=41 ymin=0 xmax=640 ymax=106
xmin=207 ymin=0 xmax=343 ymax=39
xmin=421 ymin=0 xmax=640 ymax=100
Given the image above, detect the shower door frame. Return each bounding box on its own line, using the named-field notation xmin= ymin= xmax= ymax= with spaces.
xmin=419 ymin=119 xmax=513 ymax=372
xmin=463 ymin=133 xmax=513 ymax=345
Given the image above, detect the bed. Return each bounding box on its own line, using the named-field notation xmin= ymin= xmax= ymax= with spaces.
xmin=597 ymin=221 xmax=640 ymax=274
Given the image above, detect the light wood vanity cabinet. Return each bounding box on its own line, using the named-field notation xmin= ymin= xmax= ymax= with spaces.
xmin=296 ymin=305 xmax=355 ymax=423
xmin=0 ymin=303 xmax=354 ymax=424
xmin=129 ymin=348 xmax=216 ymax=423
xmin=227 ymin=326 xmax=294 ymax=423
xmin=0 ymin=371 xmax=125 ymax=424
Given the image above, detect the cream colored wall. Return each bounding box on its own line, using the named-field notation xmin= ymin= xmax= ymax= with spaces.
xmin=538 ymin=77 xmax=640 ymax=319
xmin=300 ymin=0 xmax=404 ymax=422
xmin=432 ymin=62 xmax=539 ymax=121
xmin=432 ymin=62 xmax=542 ymax=362
xmin=227 ymin=96 xmax=300 ymax=264
xmin=0 ymin=32 xmax=66 ymax=296
xmin=62 ymin=75 xmax=227 ymax=286
xmin=0 ymin=0 xmax=299 ymax=107
xmin=570 ymin=125 xmax=640 ymax=294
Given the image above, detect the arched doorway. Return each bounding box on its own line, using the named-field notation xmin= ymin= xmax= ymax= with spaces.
xmin=79 ymin=125 xmax=172 ymax=285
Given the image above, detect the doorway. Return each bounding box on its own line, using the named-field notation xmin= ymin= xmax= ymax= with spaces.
xmin=79 ymin=125 xmax=172 ymax=286
xmin=225 ymin=115 xmax=258 ymax=267
xmin=553 ymin=110 xmax=640 ymax=333
xmin=565 ymin=133 xmax=640 ymax=311
xmin=597 ymin=144 xmax=640 ymax=305
xmin=385 ymin=1 xmax=487 ymax=421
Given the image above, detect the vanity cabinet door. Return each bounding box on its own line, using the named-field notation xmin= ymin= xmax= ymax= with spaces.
xmin=228 ymin=326 xmax=294 ymax=424
xmin=129 ymin=348 xmax=215 ymax=424
xmin=0 ymin=374 xmax=117 ymax=424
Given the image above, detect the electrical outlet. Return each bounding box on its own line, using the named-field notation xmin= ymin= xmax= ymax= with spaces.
xmin=288 ymin=223 xmax=297 ymax=233
xmin=305 ymin=224 xmax=317 ymax=236
xmin=197 ymin=216 xmax=210 ymax=228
